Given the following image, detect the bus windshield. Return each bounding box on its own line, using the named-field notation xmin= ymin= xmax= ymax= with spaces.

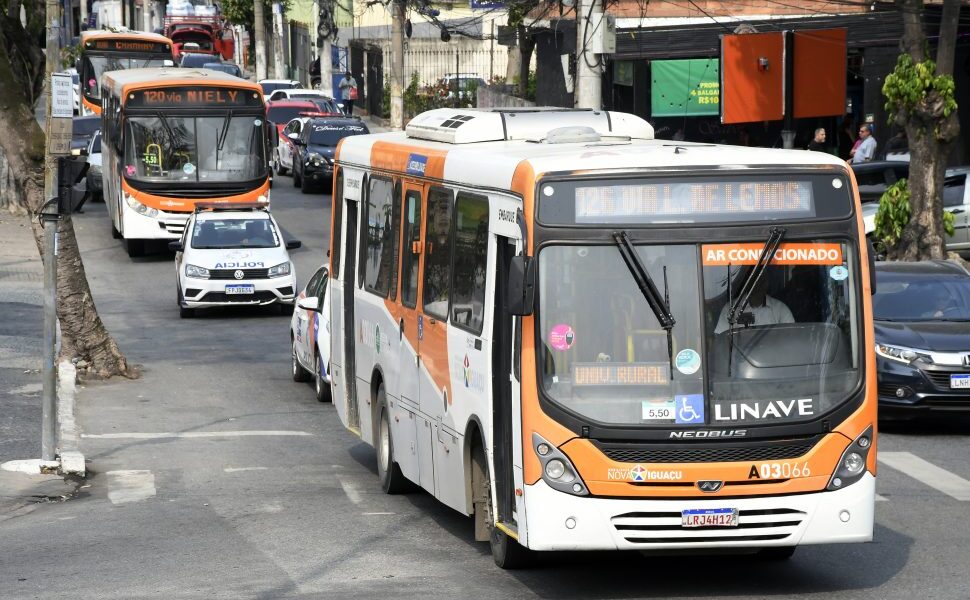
xmin=538 ymin=240 xmax=860 ymax=428
xmin=124 ymin=115 xmax=267 ymax=182
xmin=82 ymin=55 xmax=172 ymax=99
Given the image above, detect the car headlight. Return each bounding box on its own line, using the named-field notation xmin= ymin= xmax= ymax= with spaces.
xmin=125 ymin=194 xmax=158 ymax=218
xmin=533 ymin=432 xmax=587 ymax=496
xmin=268 ymin=262 xmax=291 ymax=278
xmin=875 ymin=343 xmax=930 ymax=365
xmin=185 ymin=264 xmax=210 ymax=279
xmin=827 ymin=425 xmax=874 ymax=491
xmin=307 ymin=152 xmax=322 ymax=167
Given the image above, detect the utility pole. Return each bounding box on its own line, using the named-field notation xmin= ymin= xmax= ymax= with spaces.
xmin=142 ymin=0 xmax=151 ymax=32
xmin=43 ymin=0 xmax=61 ymax=463
xmin=390 ymin=0 xmax=404 ymax=129
xmin=574 ymin=0 xmax=602 ymax=109
xmin=272 ymin=1 xmax=286 ymax=80
xmin=254 ymin=0 xmax=267 ymax=81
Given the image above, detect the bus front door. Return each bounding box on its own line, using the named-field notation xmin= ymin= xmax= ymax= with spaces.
xmin=343 ymin=199 xmax=360 ymax=431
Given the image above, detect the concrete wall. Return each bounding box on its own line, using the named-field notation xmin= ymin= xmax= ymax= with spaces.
xmin=476 ymin=86 xmax=535 ymax=109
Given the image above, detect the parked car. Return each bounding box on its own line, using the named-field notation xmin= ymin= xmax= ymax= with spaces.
xmin=202 ymin=62 xmax=243 ymax=78
xmin=873 ymin=260 xmax=970 ymax=418
xmin=266 ymin=88 xmax=329 ymax=102
xmin=68 ymin=68 xmax=80 ymax=114
xmin=170 ymin=204 xmax=301 ymax=318
xmin=440 ymin=73 xmax=485 ymax=99
xmin=290 ymin=264 xmax=331 ymax=401
xmin=71 ymin=115 xmax=101 ymax=152
xmin=292 ymin=116 xmax=369 ymax=192
xmin=274 ymin=116 xmax=317 ymax=176
xmin=179 ymin=52 xmax=219 ymax=68
xmin=85 ymin=130 xmax=103 ymax=202
xmin=265 ymin=100 xmax=326 ymax=161
xmin=258 ymin=79 xmax=300 ymax=96
xmin=306 ymin=97 xmax=343 ymax=115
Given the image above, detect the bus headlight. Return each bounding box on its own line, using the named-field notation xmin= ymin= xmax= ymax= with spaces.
xmin=185 ymin=264 xmax=210 ymax=279
xmin=532 ymin=432 xmax=587 ymax=496
xmin=268 ymin=262 xmax=291 ymax=278
xmin=257 ymin=194 xmax=269 ymax=204
xmin=827 ymin=425 xmax=874 ymax=491
xmin=125 ymin=194 xmax=158 ymax=218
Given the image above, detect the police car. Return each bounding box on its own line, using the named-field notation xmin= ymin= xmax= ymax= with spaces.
xmin=290 ymin=264 xmax=331 ymax=401
xmin=170 ymin=204 xmax=301 ymax=318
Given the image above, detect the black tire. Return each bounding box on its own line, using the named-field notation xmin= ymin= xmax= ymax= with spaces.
xmin=758 ymin=546 xmax=797 ymax=560
xmin=475 ymin=444 xmax=532 ymax=569
xmin=292 ymin=339 xmax=310 ymax=382
xmin=293 ymin=168 xmax=302 ymax=188
xmin=125 ymin=238 xmax=145 ymax=258
xmin=111 ymin=221 xmax=122 ymax=239
xmin=277 ymin=302 xmax=293 ymax=315
xmin=376 ymin=386 xmax=410 ymax=494
xmin=300 ymin=180 xmax=313 ymax=194
xmin=274 ymin=154 xmax=289 ymax=176
xmin=314 ymin=353 xmax=331 ymax=402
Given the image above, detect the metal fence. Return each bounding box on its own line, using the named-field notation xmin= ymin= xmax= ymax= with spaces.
xmin=402 ymin=45 xmax=507 ymax=88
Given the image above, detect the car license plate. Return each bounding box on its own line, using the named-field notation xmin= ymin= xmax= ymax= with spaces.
xmin=225 ymin=284 xmax=254 ymax=295
xmin=951 ymin=374 xmax=970 ymax=389
xmin=682 ymin=508 xmax=739 ymax=528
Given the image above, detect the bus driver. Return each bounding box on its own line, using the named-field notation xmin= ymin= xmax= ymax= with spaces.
xmin=714 ymin=276 xmax=794 ymax=333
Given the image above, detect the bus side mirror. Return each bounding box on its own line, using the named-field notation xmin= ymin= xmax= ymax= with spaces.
xmin=507 ymin=255 xmax=535 ymax=316
xmin=866 ymin=237 xmax=877 ymax=295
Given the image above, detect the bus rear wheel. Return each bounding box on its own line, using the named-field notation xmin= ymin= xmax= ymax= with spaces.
xmin=473 ymin=444 xmax=532 ymax=569
xmin=376 ymin=386 xmax=410 ymax=494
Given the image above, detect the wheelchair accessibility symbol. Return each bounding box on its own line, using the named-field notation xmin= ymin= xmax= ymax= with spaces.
xmin=675 ymin=394 xmax=705 ymax=424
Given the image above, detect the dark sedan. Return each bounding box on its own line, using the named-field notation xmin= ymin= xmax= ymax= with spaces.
xmin=292 ymin=117 xmax=368 ymax=193
xmin=71 ymin=115 xmax=100 ymax=152
xmin=874 ymin=260 xmax=970 ymax=417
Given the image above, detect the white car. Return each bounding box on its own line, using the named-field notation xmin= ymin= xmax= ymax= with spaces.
xmin=290 ymin=264 xmax=331 ymax=401
xmin=171 ymin=205 xmax=300 ymax=318
xmin=258 ymin=78 xmax=301 ymax=96
xmin=85 ymin=130 xmax=103 ymax=201
xmin=274 ymin=116 xmax=313 ymax=176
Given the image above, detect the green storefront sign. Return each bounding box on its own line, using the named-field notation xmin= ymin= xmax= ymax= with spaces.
xmin=651 ymin=59 xmax=720 ymax=117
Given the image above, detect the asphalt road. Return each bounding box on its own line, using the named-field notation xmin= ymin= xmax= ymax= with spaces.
xmin=1 ymin=177 xmax=970 ymax=599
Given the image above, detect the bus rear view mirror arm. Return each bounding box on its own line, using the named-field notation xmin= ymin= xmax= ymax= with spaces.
xmin=507 ymin=255 xmax=535 ymax=316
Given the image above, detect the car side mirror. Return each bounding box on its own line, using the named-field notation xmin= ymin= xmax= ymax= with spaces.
xmin=287 ymin=132 xmax=300 ymax=140
xmin=298 ymin=296 xmax=320 ymax=312
xmin=866 ymin=237 xmax=877 ymax=295
xmin=168 ymin=241 xmax=183 ymax=252
xmin=507 ymin=255 xmax=535 ymax=316
xmin=286 ymin=239 xmax=302 ymax=250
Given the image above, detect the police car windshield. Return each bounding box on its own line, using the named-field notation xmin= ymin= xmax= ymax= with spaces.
xmin=191 ymin=217 xmax=279 ymax=249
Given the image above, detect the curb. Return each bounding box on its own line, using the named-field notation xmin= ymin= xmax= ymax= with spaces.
xmin=57 ymin=361 xmax=85 ymax=477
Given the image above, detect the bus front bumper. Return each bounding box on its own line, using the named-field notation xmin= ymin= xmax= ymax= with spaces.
xmin=522 ymin=473 xmax=874 ymax=551
xmin=123 ymin=207 xmax=190 ymax=240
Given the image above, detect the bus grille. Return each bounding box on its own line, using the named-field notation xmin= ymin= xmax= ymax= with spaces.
xmin=159 ymin=219 xmax=187 ymax=236
xmin=599 ymin=440 xmax=818 ymax=464
xmin=611 ymin=508 xmax=805 ymax=545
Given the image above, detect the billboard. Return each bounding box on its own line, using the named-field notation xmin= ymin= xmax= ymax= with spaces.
xmin=651 ymin=59 xmax=719 ymax=118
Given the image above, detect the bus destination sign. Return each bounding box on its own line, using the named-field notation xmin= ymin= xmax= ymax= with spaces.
xmin=87 ymin=39 xmax=170 ymax=53
xmin=127 ymin=87 xmax=262 ymax=108
xmin=575 ymin=180 xmax=814 ymax=223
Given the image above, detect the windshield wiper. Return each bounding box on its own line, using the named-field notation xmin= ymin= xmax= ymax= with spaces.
xmin=217 ymin=110 xmax=234 ymax=152
xmin=727 ymin=226 xmax=787 ymax=328
xmin=612 ymin=231 xmax=676 ymax=377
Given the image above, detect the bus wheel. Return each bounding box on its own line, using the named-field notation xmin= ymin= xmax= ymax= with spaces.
xmin=125 ymin=239 xmax=145 ymax=258
xmin=758 ymin=546 xmax=796 ymax=560
xmin=314 ymin=354 xmax=331 ymax=402
xmin=291 ymin=339 xmax=310 ymax=382
xmin=111 ymin=221 xmax=122 ymax=239
xmin=377 ymin=386 xmax=410 ymax=494
xmin=473 ymin=444 xmax=532 ymax=569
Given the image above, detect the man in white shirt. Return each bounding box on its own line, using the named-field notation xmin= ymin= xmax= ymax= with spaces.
xmin=715 ymin=277 xmax=795 ymax=333
xmin=851 ymin=124 xmax=877 ymax=164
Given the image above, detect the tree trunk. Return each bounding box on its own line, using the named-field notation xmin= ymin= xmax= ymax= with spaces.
xmin=1 ymin=15 xmax=135 ymax=380
xmin=890 ymin=0 xmax=962 ymax=261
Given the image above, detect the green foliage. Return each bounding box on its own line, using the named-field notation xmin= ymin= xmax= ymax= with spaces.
xmin=883 ymin=54 xmax=958 ymax=123
xmin=874 ymin=178 xmax=956 ymax=251
xmin=61 ymin=44 xmax=81 ymax=70
xmin=512 ymin=70 xmax=536 ymax=102
xmin=381 ymin=79 xmax=390 ymax=119
xmin=221 ymin=0 xmax=291 ymax=28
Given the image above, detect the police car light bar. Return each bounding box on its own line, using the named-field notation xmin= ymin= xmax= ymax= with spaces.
xmin=193 ymin=202 xmax=269 ymax=213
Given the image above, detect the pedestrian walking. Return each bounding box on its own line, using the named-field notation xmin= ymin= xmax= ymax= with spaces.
xmin=338 ymin=72 xmax=358 ymax=116
xmin=807 ymin=128 xmax=827 ymax=152
xmin=850 ymin=124 xmax=877 ymax=164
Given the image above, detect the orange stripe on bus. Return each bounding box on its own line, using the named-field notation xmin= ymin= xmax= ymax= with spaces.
xmin=701 ymin=243 xmax=844 ymax=266
xmin=82 ymin=96 xmax=101 ymax=115
xmin=121 ymin=179 xmax=269 ymax=212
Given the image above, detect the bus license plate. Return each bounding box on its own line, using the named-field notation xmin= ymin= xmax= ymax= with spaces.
xmin=225 ymin=284 xmax=254 ymax=295
xmin=951 ymin=375 xmax=970 ymax=389
xmin=682 ymin=508 xmax=739 ymax=528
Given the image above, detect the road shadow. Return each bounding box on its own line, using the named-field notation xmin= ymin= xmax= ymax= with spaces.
xmin=879 ymin=414 xmax=970 ymax=435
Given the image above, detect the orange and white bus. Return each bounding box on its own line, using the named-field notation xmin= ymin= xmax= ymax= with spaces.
xmin=327 ymin=108 xmax=877 ymax=567
xmin=78 ymin=31 xmax=174 ymax=115
xmin=101 ymin=69 xmax=270 ymax=257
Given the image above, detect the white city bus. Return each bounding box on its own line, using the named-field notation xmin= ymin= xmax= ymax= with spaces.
xmin=327 ymin=108 xmax=878 ymax=568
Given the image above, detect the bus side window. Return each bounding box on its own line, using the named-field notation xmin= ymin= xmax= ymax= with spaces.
xmin=450 ymin=193 xmax=488 ymax=335
xmin=363 ymin=175 xmax=394 ymax=297
xmin=400 ymin=189 xmax=422 ymax=309
xmin=422 ymin=186 xmax=454 ymax=320
xmin=331 ymin=169 xmax=343 ymax=279
xmin=389 ymin=180 xmax=401 ymax=301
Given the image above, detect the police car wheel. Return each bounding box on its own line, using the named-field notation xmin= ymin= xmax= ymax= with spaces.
xmin=314 ymin=355 xmax=331 ymax=402
xmin=292 ymin=339 xmax=310 ymax=382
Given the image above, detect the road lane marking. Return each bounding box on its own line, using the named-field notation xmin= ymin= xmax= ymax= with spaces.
xmin=83 ymin=430 xmax=313 ymax=440
xmin=223 ymin=467 xmax=269 ymax=473
xmin=107 ymin=470 xmax=156 ymax=504
xmin=876 ymin=494 xmax=889 ymax=502
xmin=879 ymin=452 xmax=970 ymax=501
xmin=336 ymin=474 xmax=362 ymax=505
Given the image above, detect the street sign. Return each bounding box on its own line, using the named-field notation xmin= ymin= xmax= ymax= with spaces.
xmin=47 ymin=117 xmax=73 ymax=156
xmin=51 ymin=72 xmax=74 ymax=119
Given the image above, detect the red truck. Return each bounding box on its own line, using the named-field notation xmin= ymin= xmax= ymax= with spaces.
xmin=163 ymin=16 xmax=235 ymax=61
